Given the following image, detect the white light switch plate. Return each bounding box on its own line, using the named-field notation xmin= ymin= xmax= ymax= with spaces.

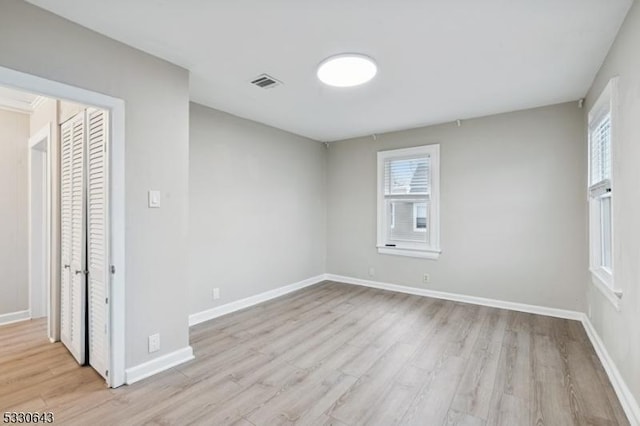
xmin=148 ymin=190 xmax=161 ymax=208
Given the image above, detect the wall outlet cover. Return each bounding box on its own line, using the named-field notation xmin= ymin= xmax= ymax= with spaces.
xmin=148 ymin=190 xmax=161 ymax=208
xmin=148 ymin=333 xmax=160 ymax=353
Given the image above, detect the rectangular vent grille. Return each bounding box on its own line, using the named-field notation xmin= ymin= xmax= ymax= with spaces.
xmin=250 ymin=74 xmax=282 ymax=89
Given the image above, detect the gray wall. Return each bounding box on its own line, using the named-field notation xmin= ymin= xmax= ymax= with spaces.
xmin=0 ymin=109 xmax=29 ymax=316
xmin=189 ymin=103 xmax=327 ymax=315
xmin=585 ymin=0 xmax=640 ymax=411
xmin=327 ymin=102 xmax=588 ymax=311
xmin=0 ymin=0 xmax=190 ymax=367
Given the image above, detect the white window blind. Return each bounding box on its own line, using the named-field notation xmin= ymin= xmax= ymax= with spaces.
xmin=377 ymin=145 xmax=440 ymax=259
xmin=590 ymin=113 xmax=611 ymax=189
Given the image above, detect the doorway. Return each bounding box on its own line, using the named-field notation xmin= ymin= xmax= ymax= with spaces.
xmin=28 ymin=124 xmax=51 ymax=327
xmin=0 ymin=66 xmax=126 ymax=388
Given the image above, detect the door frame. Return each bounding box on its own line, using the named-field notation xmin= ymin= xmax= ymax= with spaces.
xmin=0 ymin=65 xmax=126 ymax=388
xmin=28 ymin=124 xmax=51 ymax=326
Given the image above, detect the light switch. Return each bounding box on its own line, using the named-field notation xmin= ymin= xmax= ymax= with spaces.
xmin=148 ymin=190 xmax=161 ymax=208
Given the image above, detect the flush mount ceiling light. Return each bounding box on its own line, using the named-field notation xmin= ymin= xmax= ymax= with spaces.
xmin=317 ymin=54 xmax=377 ymax=87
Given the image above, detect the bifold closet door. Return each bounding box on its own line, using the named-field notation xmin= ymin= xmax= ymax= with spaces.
xmin=60 ymin=112 xmax=87 ymax=365
xmin=60 ymin=118 xmax=72 ymax=351
xmin=86 ymin=108 xmax=109 ymax=380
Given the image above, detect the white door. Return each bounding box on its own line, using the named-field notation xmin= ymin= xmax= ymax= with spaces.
xmin=60 ymin=112 xmax=87 ymax=365
xmin=60 ymin=120 xmax=72 ymax=349
xmin=86 ymin=108 xmax=110 ymax=379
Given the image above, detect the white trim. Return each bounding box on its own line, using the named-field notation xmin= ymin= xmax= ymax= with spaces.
xmin=324 ymin=274 xmax=584 ymax=320
xmin=0 ymin=98 xmax=33 ymax=114
xmin=125 ymin=346 xmax=194 ymax=385
xmin=582 ymin=316 xmax=640 ymax=426
xmin=189 ymin=275 xmax=326 ymax=327
xmin=185 ymin=272 xmax=638 ymax=425
xmin=28 ymin=124 xmax=51 ymax=336
xmin=29 ymin=124 xmax=50 ymax=149
xmin=0 ymin=310 xmax=31 ymax=326
xmin=0 ymin=92 xmax=48 ymax=114
xmin=187 ymin=272 xmax=637 ymax=425
xmin=30 ymin=96 xmax=47 ymax=111
xmin=377 ymin=247 xmax=441 ymax=259
xmin=108 ymin=97 xmax=126 ymax=389
xmin=590 ymin=269 xmax=622 ymax=311
xmin=0 ymin=65 xmax=127 ymax=388
xmin=323 ymin=273 xmax=637 ymax=425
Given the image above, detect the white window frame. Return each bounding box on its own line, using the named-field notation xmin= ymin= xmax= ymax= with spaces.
xmin=588 ymin=77 xmax=622 ymax=309
xmin=377 ymin=144 xmax=441 ymax=259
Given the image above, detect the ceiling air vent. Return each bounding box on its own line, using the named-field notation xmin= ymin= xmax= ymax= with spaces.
xmin=250 ymin=74 xmax=282 ymax=89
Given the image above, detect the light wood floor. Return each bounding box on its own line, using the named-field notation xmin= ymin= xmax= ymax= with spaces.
xmin=0 ymin=281 xmax=629 ymax=425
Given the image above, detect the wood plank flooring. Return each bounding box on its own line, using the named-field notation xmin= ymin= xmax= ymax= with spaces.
xmin=0 ymin=281 xmax=629 ymax=425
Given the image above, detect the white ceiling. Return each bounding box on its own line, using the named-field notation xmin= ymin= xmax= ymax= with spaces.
xmin=26 ymin=0 xmax=631 ymax=141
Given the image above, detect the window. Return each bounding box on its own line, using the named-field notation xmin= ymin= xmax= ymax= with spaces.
xmin=588 ymin=77 xmax=621 ymax=306
xmin=377 ymin=145 xmax=440 ymax=259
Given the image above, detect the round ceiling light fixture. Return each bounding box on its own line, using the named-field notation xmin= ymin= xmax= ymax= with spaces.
xmin=317 ymin=54 xmax=377 ymax=87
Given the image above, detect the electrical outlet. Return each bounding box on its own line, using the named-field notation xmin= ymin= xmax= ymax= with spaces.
xmin=423 ymin=273 xmax=430 ymax=284
xmin=213 ymin=288 xmax=220 ymax=300
xmin=148 ymin=190 xmax=161 ymax=208
xmin=148 ymin=333 xmax=160 ymax=353
xmin=368 ymin=267 xmax=375 ymax=277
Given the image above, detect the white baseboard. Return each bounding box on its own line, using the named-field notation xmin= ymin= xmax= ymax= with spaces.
xmin=325 ymin=273 xmax=638 ymax=426
xmin=0 ymin=310 xmax=31 ymax=326
xmin=325 ymin=274 xmax=583 ymax=320
xmin=125 ymin=346 xmax=194 ymax=385
xmin=188 ymin=274 xmax=326 ymax=327
xmin=185 ymin=272 xmax=640 ymax=424
xmin=582 ymin=316 xmax=640 ymax=426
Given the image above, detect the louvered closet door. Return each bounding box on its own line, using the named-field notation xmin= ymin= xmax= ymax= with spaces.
xmin=60 ymin=120 xmax=73 ymax=348
xmin=61 ymin=112 xmax=87 ymax=365
xmin=86 ymin=108 xmax=109 ymax=380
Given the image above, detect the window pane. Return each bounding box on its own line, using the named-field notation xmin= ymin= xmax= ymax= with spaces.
xmin=387 ymin=199 xmax=429 ymax=243
xmin=390 ymin=203 xmax=395 ymax=229
xmin=601 ymin=196 xmax=612 ymax=269
xmin=385 ymin=157 xmax=430 ymax=195
xmin=590 ymin=114 xmax=611 ymax=185
xmin=414 ymin=202 xmax=427 ymax=231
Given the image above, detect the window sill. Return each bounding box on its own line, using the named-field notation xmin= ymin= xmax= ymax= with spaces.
xmin=590 ymin=268 xmax=622 ymax=311
xmin=377 ymin=246 xmax=441 ymax=259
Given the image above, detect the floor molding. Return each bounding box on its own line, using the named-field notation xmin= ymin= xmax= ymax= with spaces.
xmin=326 ymin=273 xmax=638 ymax=426
xmin=188 ymin=274 xmax=326 ymax=327
xmin=325 ymin=274 xmax=583 ymax=320
xmin=0 ymin=310 xmax=31 ymax=326
xmin=581 ymin=316 xmax=640 ymax=426
xmin=125 ymin=346 xmax=194 ymax=385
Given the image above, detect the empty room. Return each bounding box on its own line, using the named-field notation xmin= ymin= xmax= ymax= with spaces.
xmin=0 ymin=0 xmax=639 ymax=425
